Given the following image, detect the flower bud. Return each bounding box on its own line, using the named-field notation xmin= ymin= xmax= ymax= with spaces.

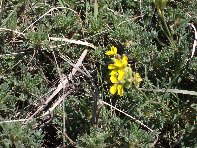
xmin=153 ymin=0 xmax=168 ymax=11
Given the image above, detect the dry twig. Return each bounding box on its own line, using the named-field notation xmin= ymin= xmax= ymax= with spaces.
xmin=0 ymin=119 xmax=27 ymax=124
xmin=49 ymin=36 xmax=96 ymax=49
xmin=24 ymin=49 xmax=88 ymax=124
xmin=22 ymin=7 xmax=81 ymax=33
xmin=188 ymin=23 xmax=197 ymax=58
xmin=0 ymin=27 xmax=25 ymax=36
xmin=101 ymin=100 xmax=154 ymax=132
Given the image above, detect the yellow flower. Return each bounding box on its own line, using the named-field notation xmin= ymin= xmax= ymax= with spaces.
xmin=105 ymin=46 xmax=117 ymax=56
xmin=110 ymin=74 xmax=118 ymax=83
xmin=109 ymin=73 xmax=124 ymax=96
xmin=108 ymin=55 xmax=128 ymax=70
xmin=113 ymin=55 xmax=128 ymax=69
xmin=117 ymin=69 xmax=125 ymax=81
xmin=107 ymin=52 xmax=129 ymax=96
xmin=110 ymin=84 xmax=124 ymax=96
xmin=108 ymin=64 xmax=116 ymax=70
xmin=117 ymin=84 xmax=124 ymax=96
xmin=110 ymin=69 xmax=118 ymax=75
xmin=108 ymin=55 xmax=128 ymax=80
xmin=109 ymin=69 xmax=125 ymax=81
xmin=133 ymin=73 xmax=143 ymax=87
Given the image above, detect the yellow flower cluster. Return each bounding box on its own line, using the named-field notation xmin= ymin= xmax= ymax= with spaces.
xmin=105 ymin=46 xmax=143 ymax=96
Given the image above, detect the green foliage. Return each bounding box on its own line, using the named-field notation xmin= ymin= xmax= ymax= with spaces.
xmin=0 ymin=0 xmax=196 ymax=147
xmin=0 ymin=123 xmax=43 ymax=147
xmin=77 ymin=128 xmax=107 ymax=148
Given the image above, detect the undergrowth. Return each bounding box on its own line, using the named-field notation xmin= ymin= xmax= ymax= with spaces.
xmin=0 ymin=0 xmax=196 ymax=147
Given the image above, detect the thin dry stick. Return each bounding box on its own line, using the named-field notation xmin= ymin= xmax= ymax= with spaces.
xmin=42 ymin=90 xmax=73 ymax=117
xmin=82 ymin=65 xmax=100 ymax=126
xmin=49 ymin=37 xmax=96 ymax=49
xmin=188 ymin=23 xmax=197 ymax=58
xmin=69 ymin=49 xmax=89 ymax=79
xmin=139 ymin=0 xmax=143 ymax=19
xmin=0 ymin=51 xmax=27 ymax=57
xmin=24 ymin=49 xmax=88 ymax=124
xmin=0 ymin=119 xmax=27 ymax=124
xmin=141 ymin=88 xmax=197 ymax=96
xmin=0 ymin=92 xmax=71 ymax=125
xmin=83 ymin=15 xmax=143 ymax=41
xmin=52 ymin=51 xmax=65 ymax=89
xmin=53 ymin=126 xmax=76 ymax=146
xmin=22 ymin=7 xmax=58 ymax=32
xmin=107 ymin=8 xmax=124 ymax=17
xmin=52 ymin=51 xmax=66 ymax=147
xmin=23 ymin=77 xmax=69 ymax=125
xmin=0 ymin=28 xmax=25 ymax=36
xmin=60 ymin=54 xmax=90 ymax=77
xmin=101 ymin=100 xmax=154 ymax=132
xmin=22 ymin=7 xmax=81 ymax=33
xmin=61 ymin=54 xmax=100 ymax=127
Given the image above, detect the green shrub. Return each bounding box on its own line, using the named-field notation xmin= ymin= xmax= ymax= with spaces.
xmin=0 ymin=0 xmax=196 ymax=147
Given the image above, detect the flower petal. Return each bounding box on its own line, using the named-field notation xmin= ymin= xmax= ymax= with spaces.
xmin=110 ymin=75 xmax=118 ymax=83
xmin=110 ymin=69 xmax=118 ymax=75
xmin=111 ymin=46 xmax=117 ymax=55
xmin=118 ymin=69 xmax=125 ymax=81
xmin=122 ymin=55 xmax=128 ymax=67
xmin=105 ymin=51 xmax=113 ymax=56
xmin=117 ymin=84 xmax=124 ymax=96
xmin=105 ymin=46 xmax=117 ymax=56
xmin=114 ymin=59 xmax=123 ymax=68
xmin=110 ymin=84 xmax=117 ymax=94
xmin=108 ymin=64 xmax=116 ymax=70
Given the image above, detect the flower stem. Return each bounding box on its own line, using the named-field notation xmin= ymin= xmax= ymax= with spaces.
xmin=160 ymin=10 xmax=177 ymax=50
